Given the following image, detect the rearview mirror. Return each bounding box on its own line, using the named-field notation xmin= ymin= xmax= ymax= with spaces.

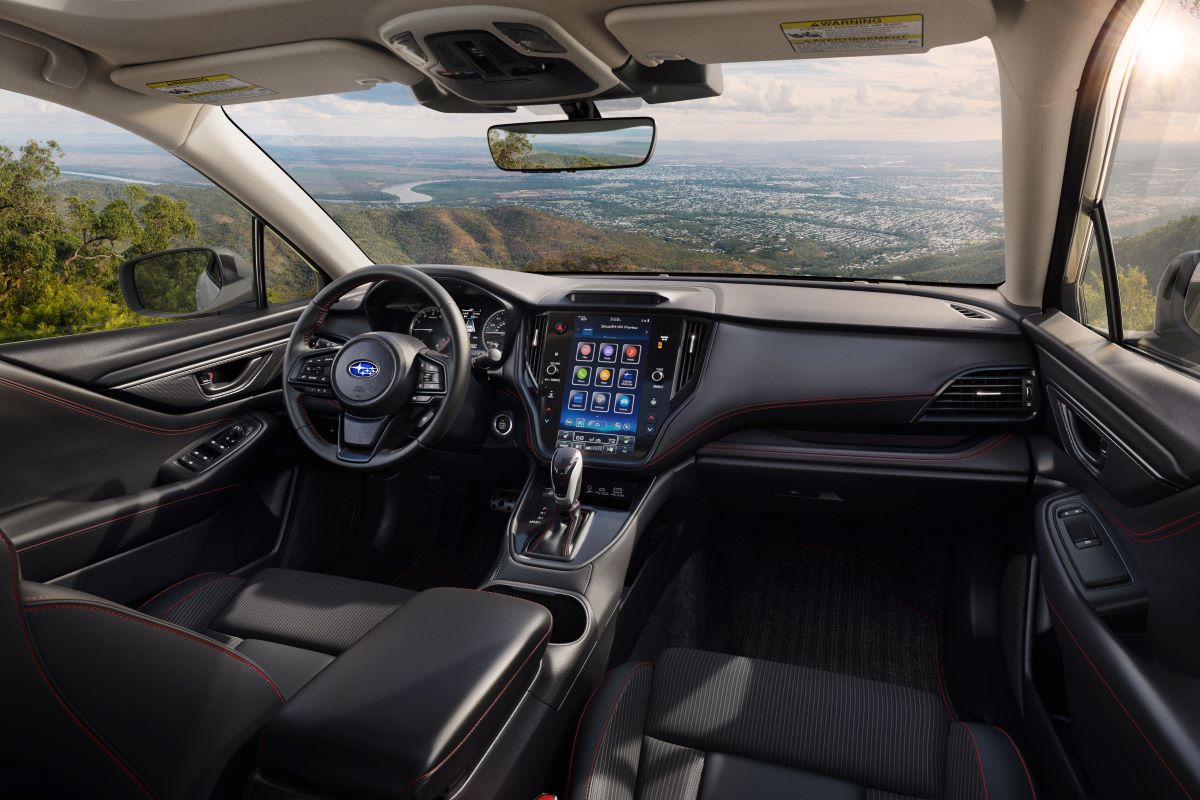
xmin=118 ymin=247 xmax=256 ymax=318
xmin=487 ymin=117 xmax=656 ymax=172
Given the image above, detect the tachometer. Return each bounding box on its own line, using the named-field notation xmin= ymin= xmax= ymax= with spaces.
xmin=409 ymin=306 xmax=452 ymax=353
xmin=482 ymin=310 xmax=508 ymax=352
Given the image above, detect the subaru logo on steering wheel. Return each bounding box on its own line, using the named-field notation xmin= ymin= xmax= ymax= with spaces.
xmin=347 ymin=360 xmax=379 ymax=379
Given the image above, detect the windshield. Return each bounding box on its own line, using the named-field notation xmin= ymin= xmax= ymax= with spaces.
xmin=229 ymin=39 xmax=1004 ymax=283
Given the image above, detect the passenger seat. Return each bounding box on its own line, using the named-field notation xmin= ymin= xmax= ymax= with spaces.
xmin=568 ymin=648 xmax=1035 ymax=799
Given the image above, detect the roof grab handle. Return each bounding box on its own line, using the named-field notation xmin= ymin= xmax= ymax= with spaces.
xmin=0 ymin=20 xmax=87 ymax=88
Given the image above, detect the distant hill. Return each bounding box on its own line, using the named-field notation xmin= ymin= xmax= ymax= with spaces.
xmin=324 ymin=204 xmax=764 ymax=274
xmin=1112 ymin=213 xmax=1200 ymax=289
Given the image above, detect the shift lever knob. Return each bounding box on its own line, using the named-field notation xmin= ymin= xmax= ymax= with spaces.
xmin=550 ymin=447 xmax=584 ymax=512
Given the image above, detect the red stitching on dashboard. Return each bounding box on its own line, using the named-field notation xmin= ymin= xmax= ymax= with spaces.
xmin=702 ymin=432 xmax=1012 ymax=463
xmin=1047 ymin=600 xmax=1193 ymax=799
xmin=0 ymin=378 xmax=226 ymax=436
xmin=15 ymin=485 xmax=242 ymax=553
xmin=2 ymin=531 xmax=157 ymax=798
xmin=648 ymin=392 xmax=932 ymax=464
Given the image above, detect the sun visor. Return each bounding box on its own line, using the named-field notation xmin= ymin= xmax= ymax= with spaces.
xmin=606 ymin=0 xmax=996 ymax=67
xmin=110 ymin=39 xmax=421 ymax=105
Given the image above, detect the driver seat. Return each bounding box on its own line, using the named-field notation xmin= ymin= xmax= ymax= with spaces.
xmin=0 ymin=529 xmax=416 ymax=799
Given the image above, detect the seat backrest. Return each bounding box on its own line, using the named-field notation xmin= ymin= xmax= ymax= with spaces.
xmin=0 ymin=529 xmax=284 ymax=800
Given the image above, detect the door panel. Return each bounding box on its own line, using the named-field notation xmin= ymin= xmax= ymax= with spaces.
xmin=1026 ymin=311 xmax=1200 ymax=799
xmin=0 ymin=307 xmax=301 ymax=591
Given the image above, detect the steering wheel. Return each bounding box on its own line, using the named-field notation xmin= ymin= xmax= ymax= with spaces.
xmin=282 ymin=265 xmax=470 ymax=469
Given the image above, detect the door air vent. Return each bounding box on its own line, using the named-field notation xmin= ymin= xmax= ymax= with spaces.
xmin=525 ymin=313 xmax=548 ymax=384
xmin=948 ymin=302 xmax=996 ymax=321
xmin=674 ymin=319 xmax=709 ymax=395
xmin=923 ymin=368 xmax=1037 ymax=419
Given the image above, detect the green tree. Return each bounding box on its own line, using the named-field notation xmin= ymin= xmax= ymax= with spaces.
xmin=0 ymin=139 xmax=201 ymax=343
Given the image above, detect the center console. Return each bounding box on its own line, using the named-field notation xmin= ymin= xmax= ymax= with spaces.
xmin=534 ymin=312 xmax=695 ymax=461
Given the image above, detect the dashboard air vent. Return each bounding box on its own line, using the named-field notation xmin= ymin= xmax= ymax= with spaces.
xmin=674 ymin=319 xmax=709 ymax=394
xmin=525 ymin=313 xmax=548 ymax=383
xmin=948 ymin=302 xmax=996 ymax=321
xmin=925 ymin=368 xmax=1037 ymax=417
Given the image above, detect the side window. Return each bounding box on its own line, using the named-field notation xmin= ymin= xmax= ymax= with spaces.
xmin=0 ymin=90 xmax=255 ymax=344
xmin=1094 ymin=1 xmax=1200 ymax=371
xmin=1079 ymin=229 xmax=1111 ymax=335
xmin=264 ymin=227 xmax=322 ymax=305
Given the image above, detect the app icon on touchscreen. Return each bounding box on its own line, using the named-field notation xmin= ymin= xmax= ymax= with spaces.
xmin=596 ymin=368 xmax=614 ymax=387
xmin=576 ymin=342 xmax=594 ymax=361
xmin=598 ymin=343 xmax=617 ymax=362
xmin=615 ymin=394 xmax=635 ymax=414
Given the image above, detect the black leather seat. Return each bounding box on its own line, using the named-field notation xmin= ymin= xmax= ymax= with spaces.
xmin=0 ymin=529 xmax=415 ymax=799
xmin=568 ymin=648 xmax=1036 ymax=800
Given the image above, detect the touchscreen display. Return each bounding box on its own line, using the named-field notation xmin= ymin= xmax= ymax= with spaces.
xmin=559 ymin=316 xmax=649 ymax=437
xmin=538 ymin=313 xmax=681 ymax=458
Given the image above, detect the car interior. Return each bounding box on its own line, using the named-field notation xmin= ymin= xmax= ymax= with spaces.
xmin=2 ymin=0 xmax=1200 ymax=798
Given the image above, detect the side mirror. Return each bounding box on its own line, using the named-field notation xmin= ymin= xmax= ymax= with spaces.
xmin=1152 ymin=250 xmax=1200 ymax=336
xmin=118 ymin=247 xmax=256 ymax=318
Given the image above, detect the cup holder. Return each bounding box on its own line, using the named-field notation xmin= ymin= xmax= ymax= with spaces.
xmin=485 ymin=584 xmax=590 ymax=645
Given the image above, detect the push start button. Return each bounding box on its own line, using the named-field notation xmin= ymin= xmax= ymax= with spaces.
xmin=492 ymin=410 xmax=515 ymax=438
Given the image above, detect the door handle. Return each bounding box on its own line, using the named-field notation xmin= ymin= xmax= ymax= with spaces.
xmin=195 ymin=355 xmax=265 ymax=396
xmin=1059 ymin=402 xmax=1109 ymax=473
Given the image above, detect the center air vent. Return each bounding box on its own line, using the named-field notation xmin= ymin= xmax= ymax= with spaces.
xmin=922 ymin=368 xmax=1037 ymax=420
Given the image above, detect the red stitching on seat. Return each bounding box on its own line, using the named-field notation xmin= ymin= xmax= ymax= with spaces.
xmin=581 ymin=663 xmax=652 ymax=800
xmin=0 ymin=377 xmax=227 ymax=436
xmin=15 ymin=485 xmax=242 ymax=553
xmin=992 ymin=726 xmax=1037 ymax=799
xmin=158 ymin=575 xmax=241 ymax=621
xmin=397 ymin=620 xmax=552 ymax=796
xmin=25 ymin=603 xmax=285 ymax=704
xmin=137 ymin=571 xmax=225 ymax=610
xmin=3 ymin=532 xmax=157 ymax=799
xmin=960 ymin=722 xmax=990 ymax=800
xmin=1047 ymin=601 xmax=1193 ymax=799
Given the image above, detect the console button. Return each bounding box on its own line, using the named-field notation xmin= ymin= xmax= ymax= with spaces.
xmin=650 ymin=368 xmax=665 ymax=382
xmin=545 ymin=363 xmax=560 ymax=376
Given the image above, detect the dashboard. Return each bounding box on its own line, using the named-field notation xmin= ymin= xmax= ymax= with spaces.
xmin=322 ymin=265 xmax=1037 ymax=472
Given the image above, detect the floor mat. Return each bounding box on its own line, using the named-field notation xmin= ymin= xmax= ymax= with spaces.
xmin=729 ymin=539 xmax=950 ymax=709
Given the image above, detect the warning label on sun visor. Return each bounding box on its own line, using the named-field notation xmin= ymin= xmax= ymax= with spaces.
xmin=146 ymin=74 xmax=277 ymax=103
xmin=781 ymin=15 xmax=924 ymax=54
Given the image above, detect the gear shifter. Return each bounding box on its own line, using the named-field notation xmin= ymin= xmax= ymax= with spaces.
xmin=551 ymin=446 xmax=584 ymax=514
xmin=526 ymin=447 xmax=588 ymax=560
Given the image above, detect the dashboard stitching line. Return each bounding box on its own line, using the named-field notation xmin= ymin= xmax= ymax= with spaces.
xmin=701 ymin=432 xmax=1013 ymax=464
xmin=649 ymin=392 xmax=932 ymax=464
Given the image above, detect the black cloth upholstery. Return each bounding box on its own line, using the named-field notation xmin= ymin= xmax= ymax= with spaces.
xmin=1 ymin=531 xmax=282 ymax=800
xmin=568 ymin=648 xmax=1036 ymax=800
xmin=141 ymin=567 xmax=417 ymax=655
xmin=2 ymin=522 xmax=421 ymax=800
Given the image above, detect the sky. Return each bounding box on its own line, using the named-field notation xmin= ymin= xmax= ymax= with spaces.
xmin=0 ymin=37 xmax=1004 ymax=146
xmin=4 ymin=6 xmax=1200 ymax=149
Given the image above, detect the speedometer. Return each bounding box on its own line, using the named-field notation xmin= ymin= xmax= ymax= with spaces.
xmin=409 ymin=306 xmax=452 ymax=353
xmin=482 ymin=310 xmax=508 ymax=352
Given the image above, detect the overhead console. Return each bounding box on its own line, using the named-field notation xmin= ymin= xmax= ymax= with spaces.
xmin=531 ymin=312 xmax=707 ymax=460
xmin=378 ymin=6 xmax=721 ymax=109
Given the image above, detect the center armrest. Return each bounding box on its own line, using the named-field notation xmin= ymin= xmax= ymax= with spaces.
xmin=257 ymin=587 xmax=552 ymax=800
